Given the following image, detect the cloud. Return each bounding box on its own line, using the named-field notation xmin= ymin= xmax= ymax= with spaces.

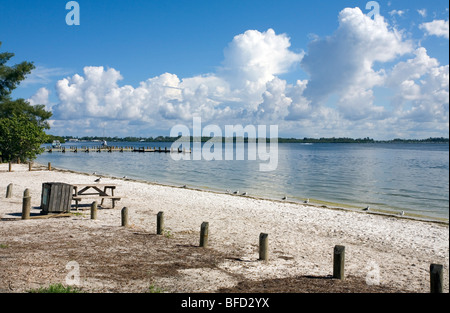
xmin=255 ymin=77 xmax=292 ymax=122
xmin=52 ymin=29 xmax=304 ymax=127
xmin=417 ymin=9 xmax=427 ymax=18
xmin=300 ymin=7 xmax=412 ymax=119
xmin=386 ymin=47 xmax=449 ymax=124
xmin=420 ymin=19 xmax=450 ymax=39
xmin=389 ymin=10 xmax=406 ymax=17
xmin=27 ymin=87 xmax=50 ymax=108
xmin=23 ymin=66 xmax=71 ymax=86
xmin=47 ymin=8 xmax=448 ymax=139
xmin=221 ymin=29 xmax=303 ymax=89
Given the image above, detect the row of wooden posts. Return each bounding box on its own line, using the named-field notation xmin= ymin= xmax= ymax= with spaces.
xmin=101 ymin=202 xmax=445 ymax=293
xmin=4 ymin=183 xmax=446 ymax=293
xmin=5 ymin=162 xmax=52 ymax=172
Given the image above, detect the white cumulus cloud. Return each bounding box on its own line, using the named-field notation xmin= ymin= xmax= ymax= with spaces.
xmin=27 ymin=87 xmax=51 ymax=109
xmin=48 ymin=7 xmax=448 ymax=139
xmin=52 ymin=29 xmax=304 ymax=128
xmin=420 ymin=19 xmax=449 ymax=39
xmin=300 ymin=7 xmax=412 ymax=120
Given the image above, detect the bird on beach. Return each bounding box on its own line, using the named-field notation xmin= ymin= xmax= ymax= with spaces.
xmin=400 ymin=210 xmax=405 ymax=216
xmin=304 ymin=199 xmax=309 ymax=204
xmin=95 ymin=177 xmax=101 ymax=183
xmin=282 ymin=196 xmax=287 ymax=201
xmin=123 ymin=176 xmax=127 ymax=179
xmin=363 ymin=206 xmax=370 ymax=211
xmin=182 ymin=185 xmax=187 ymax=188
xmin=242 ymin=192 xmax=247 ymax=196
xmin=226 ymin=189 xmax=230 ymax=194
xmin=233 ymin=190 xmax=239 ymax=195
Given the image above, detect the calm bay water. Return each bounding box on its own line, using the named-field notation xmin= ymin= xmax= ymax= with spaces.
xmin=36 ymin=142 xmax=449 ymax=220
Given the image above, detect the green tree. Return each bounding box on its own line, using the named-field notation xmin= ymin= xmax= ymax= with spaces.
xmin=0 ymin=41 xmax=52 ymax=162
xmin=0 ymin=114 xmax=48 ymax=162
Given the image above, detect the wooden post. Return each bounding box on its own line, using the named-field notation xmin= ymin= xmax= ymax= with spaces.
xmin=8 ymin=162 xmax=12 ymax=172
xmin=28 ymin=162 xmax=32 ymax=171
xmin=199 ymin=222 xmax=209 ymax=247
xmin=259 ymin=233 xmax=269 ymax=261
xmin=21 ymin=189 xmax=31 ymax=220
xmin=6 ymin=183 xmax=13 ymax=198
xmin=157 ymin=211 xmax=164 ymax=235
xmin=333 ymin=245 xmax=345 ymax=280
xmin=430 ymin=264 xmax=443 ymax=293
xmin=121 ymin=207 xmax=129 ymax=227
xmin=48 ymin=162 xmax=52 ymax=171
xmin=91 ymin=201 xmax=98 ymax=220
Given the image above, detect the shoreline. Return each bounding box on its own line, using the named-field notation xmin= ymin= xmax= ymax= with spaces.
xmin=1 ymin=163 xmax=448 ymax=293
xmin=35 ymin=161 xmax=449 ymax=225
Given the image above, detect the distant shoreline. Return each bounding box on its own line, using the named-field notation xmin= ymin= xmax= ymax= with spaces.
xmin=46 ymin=135 xmax=450 ymax=145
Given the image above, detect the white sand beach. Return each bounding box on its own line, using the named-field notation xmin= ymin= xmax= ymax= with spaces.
xmin=0 ymin=163 xmax=448 ymax=293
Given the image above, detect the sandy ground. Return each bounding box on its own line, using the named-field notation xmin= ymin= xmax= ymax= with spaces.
xmin=0 ymin=163 xmax=448 ymax=293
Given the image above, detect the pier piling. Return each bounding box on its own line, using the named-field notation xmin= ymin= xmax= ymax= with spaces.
xmin=6 ymin=183 xmax=13 ymax=198
xmin=21 ymin=189 xmax=31 ymax=220
xmin=91 ymin=201 xmax=98 ymax=220
xmin=121 ymin=207 xmax=129 ymax=227
xmin=157 ymin=211 xmax=164 ymax=235
xmin=200 ymin=222 xmax=209 ymax=248
xmin=333 ymin=245 xmax=345 ymax=280
xmin=259 ymin=233 xmax=269 ymax=261
xmin=430 ymin=264 xmax=443 ymax=293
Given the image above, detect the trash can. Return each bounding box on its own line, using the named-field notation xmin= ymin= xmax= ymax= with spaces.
xmin=40 ymin=182 xmax=74 ymax=214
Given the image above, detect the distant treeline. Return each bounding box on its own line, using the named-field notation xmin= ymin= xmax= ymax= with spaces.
xmin=46 ymin=135 xmax=449 ymax=144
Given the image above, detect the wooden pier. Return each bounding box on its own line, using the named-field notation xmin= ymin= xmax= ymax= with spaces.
xmin=45 ymin=146 xmax=191 ymax=154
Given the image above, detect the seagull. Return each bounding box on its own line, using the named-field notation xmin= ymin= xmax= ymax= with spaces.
xmin=233 ymin=190 xmax=239 ymax=194
xmin=400 ymin=210 xmax=405 ymax=216
xmin=182 ymin=185 xmax=187 ymax=188
xmin=95 ymin=177 xmax=101 ymax=183
xmin=304 ymin=198 xmax=309 ymax=204
xmin=282 ymin=196 xmax=287 ymax=201
xmin=242 ymin=192 xmax=247 ymax=196
xmin=363 ymin=206 xmax=370 ymax=211
xmin=226 ymin=189 xmax=230 ymax=194
xmin=123 ymin=176 xmax=127 ymax=179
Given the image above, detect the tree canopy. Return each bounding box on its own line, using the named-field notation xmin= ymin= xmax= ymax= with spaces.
xmin=0 ymin=41 xmax=52 ymax=162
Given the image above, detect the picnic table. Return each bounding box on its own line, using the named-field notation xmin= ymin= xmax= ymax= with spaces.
xmin=72 ymin=183 xmax=122 ymax=209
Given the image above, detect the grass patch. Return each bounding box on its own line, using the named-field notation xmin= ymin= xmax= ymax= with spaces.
xmin=164 ymin=230 xmax=174 ymax=238
xmin=70 ymin=212 xmax=85 ymax=217
xmin=148 ymin=284 xmax=164 ymax=293
xmin=28 ymin=283 xmax=82 ymax=293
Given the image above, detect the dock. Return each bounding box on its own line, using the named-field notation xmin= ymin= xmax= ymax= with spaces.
xmin=45 ymin=146 xmax=191 ymax=153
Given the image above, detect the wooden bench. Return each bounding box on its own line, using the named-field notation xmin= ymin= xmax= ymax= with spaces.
xmin=72 ymin=195 xmax=122 ymax=210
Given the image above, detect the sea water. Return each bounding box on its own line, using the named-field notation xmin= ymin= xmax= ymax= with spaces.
xmin=36 ymin=142 xmax=449 ymax=220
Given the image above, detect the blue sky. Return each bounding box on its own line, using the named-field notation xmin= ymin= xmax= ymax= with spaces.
xmin=1 ymin=0 xmax=449 ymax=139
